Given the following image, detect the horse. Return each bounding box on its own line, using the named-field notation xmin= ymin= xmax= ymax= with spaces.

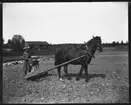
xmin=54 ymin=36 xmax=102 ymax=82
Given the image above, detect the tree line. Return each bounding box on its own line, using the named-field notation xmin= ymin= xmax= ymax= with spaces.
xmin=102 ymin=40 xmax=128 ymax=47
xmin=3 ymin=34 xmax=128 ymax=52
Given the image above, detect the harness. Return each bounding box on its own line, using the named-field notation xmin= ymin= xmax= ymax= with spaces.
xmin=85 ymin=45 xmax=98 ymax=58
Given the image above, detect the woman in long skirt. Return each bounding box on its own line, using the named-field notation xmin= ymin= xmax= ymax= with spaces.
xmin=23 ymin=46 xmax=31 ymax=75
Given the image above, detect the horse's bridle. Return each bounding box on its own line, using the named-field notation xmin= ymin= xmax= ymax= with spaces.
xmin=84 ymin=39 xmax=100 ymax=58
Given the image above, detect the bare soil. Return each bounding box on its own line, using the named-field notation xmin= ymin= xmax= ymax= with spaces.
xmin=3 ymin=51 xmax=129 ymax=103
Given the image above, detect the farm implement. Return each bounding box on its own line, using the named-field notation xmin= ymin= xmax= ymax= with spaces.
xmin=24 ymin=55 xmax=86 ymax=79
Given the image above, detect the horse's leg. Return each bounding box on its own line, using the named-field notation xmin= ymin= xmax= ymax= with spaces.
xmin=26 ymin=61 xmax=30 ymax=73
xmin=36 ymin=61 xmax=39 ymax=68
xmin=24 ymin=67 xmax=27 ymax=75
xmin=76 ymin=66 xmax=84 ymax=81
xmin=29 ymin=63 xmax=32 ymax=72
xmin=84 ymin=64 xmax=88 ymax=82
xmin=38 ymin=63 xmax=39 ymax=68
xmin=64 ymin=65 xmax=71 ymax=80
xmin=23 ymin=61 xmax=27 ymax=75
xmin=57 ymin=66 xmax=63 ymax=81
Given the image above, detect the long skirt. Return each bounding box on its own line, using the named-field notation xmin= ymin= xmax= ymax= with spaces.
xmin=23 ymin=60 xmax=31 ymax=75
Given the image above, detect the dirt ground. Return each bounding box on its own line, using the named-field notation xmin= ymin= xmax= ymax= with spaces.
xmin=3 ymin=51 xmax=129 ymax=103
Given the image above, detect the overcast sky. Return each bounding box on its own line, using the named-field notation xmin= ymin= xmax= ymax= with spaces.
xmin=3 ymin=2 xmax=128 ymax=44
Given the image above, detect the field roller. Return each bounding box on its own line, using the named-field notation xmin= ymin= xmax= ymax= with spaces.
xmin=24 ymin=55 xmax=86 ymax=79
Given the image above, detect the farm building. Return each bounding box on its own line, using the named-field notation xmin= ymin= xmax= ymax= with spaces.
xmin=25 ymin=41 xmax=50 ymax=50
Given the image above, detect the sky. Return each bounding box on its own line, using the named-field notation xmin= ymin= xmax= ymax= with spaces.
xmin=3 ymin=2 xmax=128 ymax=44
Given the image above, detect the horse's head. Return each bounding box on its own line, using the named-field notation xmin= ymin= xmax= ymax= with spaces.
xmin=84 ymin=36 xmax=102 ymax=52
xmin=92 ymin=36 xmax=102 ymax=52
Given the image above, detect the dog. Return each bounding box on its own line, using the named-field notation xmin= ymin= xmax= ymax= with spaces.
xmin=31 ymin=59 xmax=39 ymax=68
xmin=30 ymin=59 xmax=39 ymax=72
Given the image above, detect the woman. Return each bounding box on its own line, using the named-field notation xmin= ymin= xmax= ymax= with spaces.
xmin=23 ymin=45 xmax=32 ymax=75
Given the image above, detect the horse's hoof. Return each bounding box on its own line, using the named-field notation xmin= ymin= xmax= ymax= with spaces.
xmin=76 ymin=77 xmax=80 ymax=81
xmin=59 ymin=78 xmax=63 ymax=81
xmin=85 ymin=79 xmax=88 ymax=82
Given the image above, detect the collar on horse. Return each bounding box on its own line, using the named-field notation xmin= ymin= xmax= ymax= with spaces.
xmin=85 ymin=50 xmax=95 ymax=58
xmin=85 ymin=45 xmax=97 ymax=58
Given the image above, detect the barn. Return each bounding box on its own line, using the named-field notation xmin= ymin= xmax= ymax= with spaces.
xmin=25 ymin=41 xmax=49 ymax=50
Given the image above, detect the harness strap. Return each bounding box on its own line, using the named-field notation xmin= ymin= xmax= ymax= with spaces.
xmin=85 ymin=50 xmax=95 ymax=58
xmin=85 ymin=45 xmax=95 ymax=58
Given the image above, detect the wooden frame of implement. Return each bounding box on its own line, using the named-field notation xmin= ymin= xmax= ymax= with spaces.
xmin=24 ymin=55 xmax=86 ymax=79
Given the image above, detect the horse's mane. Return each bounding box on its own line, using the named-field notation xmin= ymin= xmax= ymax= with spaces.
xmin=86 ymin=38 xmax=95 ymax=46
xmin=73 ymin=38 xmax=94 ymax=50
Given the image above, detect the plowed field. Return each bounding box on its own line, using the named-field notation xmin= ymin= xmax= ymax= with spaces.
xmin=3 ymin=51 xmax=128 ymax=103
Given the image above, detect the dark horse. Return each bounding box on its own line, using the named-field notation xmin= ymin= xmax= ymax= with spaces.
xmin=54 ymin=36 xmax=102 ymax=82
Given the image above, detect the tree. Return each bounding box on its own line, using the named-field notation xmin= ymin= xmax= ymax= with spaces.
xmin=112 ymin=41 xmax=116 ymax=46
xmin=116 ymin=41 xmax=119 ymax=45
xmin=7 ymin=39 xmax=13 ymax=48
xmin=7 ymin=34 xmax=25 ymax=51
xmin=125 ymin=41 xmax=128 ymax=45
xmin=121 ymin=40 xmax=123 ymax=45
